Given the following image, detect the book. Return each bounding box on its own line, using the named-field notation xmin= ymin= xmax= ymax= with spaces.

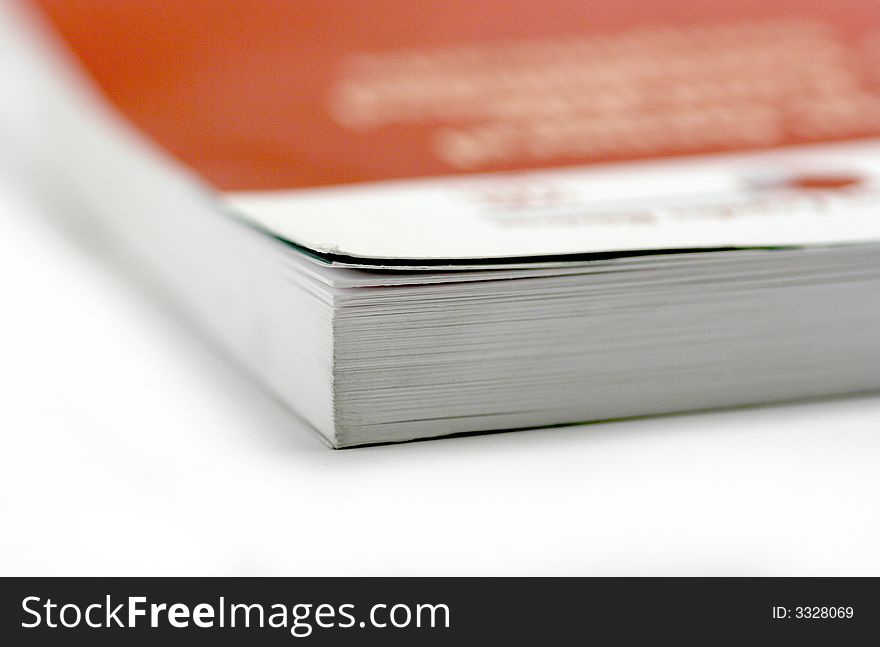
xmin=3 ymin=0 xmax=879 ymax=447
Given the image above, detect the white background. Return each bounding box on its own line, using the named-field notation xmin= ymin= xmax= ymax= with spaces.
xmin=1 ymin=178 xmax=878 ymax=576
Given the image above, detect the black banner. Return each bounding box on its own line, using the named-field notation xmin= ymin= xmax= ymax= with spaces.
xmin=1 ymin=577 xmax=876 ymax=645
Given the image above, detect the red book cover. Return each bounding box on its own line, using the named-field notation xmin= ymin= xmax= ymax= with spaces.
xmin=30 ymin=0 xmax=880 ymax=190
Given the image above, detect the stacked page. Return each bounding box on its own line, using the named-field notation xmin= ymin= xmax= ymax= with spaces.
xmin=306 ymin=247 xmax=880 ymax=445
xmin=2 ymin=0 xmax=879 ymax=446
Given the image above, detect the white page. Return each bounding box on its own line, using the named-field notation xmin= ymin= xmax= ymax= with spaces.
xmin=228 ymin=141 xmax=880 ymax=263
